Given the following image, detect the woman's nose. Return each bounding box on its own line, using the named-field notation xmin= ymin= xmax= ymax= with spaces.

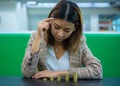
xmin=57 ymin=29 xmax=64 ymax=37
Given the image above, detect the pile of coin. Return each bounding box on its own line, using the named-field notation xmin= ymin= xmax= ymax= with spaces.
xmin=42 ymin=72 xmax=78 ymax=82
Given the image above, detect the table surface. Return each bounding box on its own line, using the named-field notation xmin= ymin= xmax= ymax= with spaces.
xmin=0 ymin=76 xmax=120 ymax=86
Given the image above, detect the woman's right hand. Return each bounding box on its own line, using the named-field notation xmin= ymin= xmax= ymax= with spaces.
xmin=32 ymin=18 xmax=54 ymax=52
xmin=36 ymin=18 xmax=54 ymax=40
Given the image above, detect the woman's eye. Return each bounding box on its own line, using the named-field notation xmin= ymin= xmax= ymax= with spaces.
xmin=55 ymin=26 xmax=60 ymax=30
xmin=64 ymin=30 xmax=70 ymax=33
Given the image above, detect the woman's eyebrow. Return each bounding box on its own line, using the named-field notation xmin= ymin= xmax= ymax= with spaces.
xmin=64 ymin=28 xmax=72 ymax=30
xmin=54 ymin=22 xmax=60 ymax=27
xmin=54 ymin=22 xmax=73 ymax=30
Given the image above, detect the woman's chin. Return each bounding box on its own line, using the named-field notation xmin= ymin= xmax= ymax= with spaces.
xmin=55 ymin=38 xmax=63 ymax=42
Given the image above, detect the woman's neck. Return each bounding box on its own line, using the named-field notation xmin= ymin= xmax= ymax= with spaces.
xmin=53 ymin=41 xmax=64 ymax=51
xmin=54 ymin=41 xmax=63 ymax=46
xmin=53 ymin=41 xmax=65 ymax=59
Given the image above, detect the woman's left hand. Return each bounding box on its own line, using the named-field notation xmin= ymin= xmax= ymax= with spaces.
xmin=32 ymin=70 xmax=59 ymax=79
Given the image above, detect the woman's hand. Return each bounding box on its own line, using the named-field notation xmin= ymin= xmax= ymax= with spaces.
xmin=32 ymin=70 xmax=60 ymax=79
xmin=32 ymin=18 xmax=54 ymax=53
xmin=36 ymin=18 xmax=54 ymax=40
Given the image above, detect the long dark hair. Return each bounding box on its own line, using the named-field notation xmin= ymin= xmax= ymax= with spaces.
xmin=47 ymin=0 xmax=83 ymax=53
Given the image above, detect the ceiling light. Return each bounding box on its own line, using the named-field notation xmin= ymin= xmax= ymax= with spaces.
xmin=77 ymin=3 xmax=92 ymax=7
xmin=26 ymin=1 xmax=36 ymax=5
xmin=93 ymin=3 xmax=110 ymax=7
xmin=38 ymin=3 xmax=56 ymax=8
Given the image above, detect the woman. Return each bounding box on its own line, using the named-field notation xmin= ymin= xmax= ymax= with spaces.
xmin=22 ymin=0 xmax=102 ymax=79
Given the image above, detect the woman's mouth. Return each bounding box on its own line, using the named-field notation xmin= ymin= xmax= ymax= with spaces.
xmin=55 ymin=37 xmax=63 ymax=41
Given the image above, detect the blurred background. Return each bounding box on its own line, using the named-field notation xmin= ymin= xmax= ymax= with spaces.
xmin=0 ymin=0 xmax=120 ymax=33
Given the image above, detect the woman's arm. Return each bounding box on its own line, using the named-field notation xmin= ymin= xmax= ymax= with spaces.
xmin=68 ymin=36 xmax=103 ymax=79
xmin=22 ymin=33 xmax=40 ymax=77
xmin=22 ymin=18 xmax=53 ymax=78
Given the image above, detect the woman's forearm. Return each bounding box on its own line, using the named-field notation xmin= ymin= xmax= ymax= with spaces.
xmin=57 ymin=70 xmax=69 ymax=76
xmin=32 ymin=34 xmax=41 ymax=53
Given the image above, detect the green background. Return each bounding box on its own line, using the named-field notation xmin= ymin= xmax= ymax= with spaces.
xmin=0 ymin=33 xmax=120 ymax=77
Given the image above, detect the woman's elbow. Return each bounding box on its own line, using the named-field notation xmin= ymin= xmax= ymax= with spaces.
xmin=94 ymin=71 xmax=103 ymax=79
xmin=22 ymin=72 xmax=33 ymax=78
xmin=21 ymin=68 xmax=33 ymax=78
xmin=92 ymin=66 xmax=103 ymax=79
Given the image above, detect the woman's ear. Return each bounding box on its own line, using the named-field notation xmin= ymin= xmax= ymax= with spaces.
xmin=72 ymin=27 xmax=77 ymax=32
xmin=73 ymin=25 xmax=77 ymax=32
xmin=74 ymin=23 xmax=79 ymax=31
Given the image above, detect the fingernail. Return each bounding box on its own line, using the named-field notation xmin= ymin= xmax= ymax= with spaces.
xmin=51 ymin=17 xmax=54 ymax=19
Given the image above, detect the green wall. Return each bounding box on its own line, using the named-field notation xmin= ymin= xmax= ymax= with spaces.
xmin=0 ymin=34 xmax=30 ymax=76
xmin=86 ymin=34 xmax=120 ymax=78
xmin=0 ymin=33 xmax=120 ymax=77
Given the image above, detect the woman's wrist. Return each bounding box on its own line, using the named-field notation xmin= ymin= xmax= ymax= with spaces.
xmin=57 ymin=70 xmax=68 ymax=76
xmin=32 ymin=34 xmax=41 ymax=53
xmin=36 ymin=32 xmax=41 ymax=39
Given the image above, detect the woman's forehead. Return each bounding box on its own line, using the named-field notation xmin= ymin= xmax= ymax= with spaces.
xmin=52 ymin=19 xmax=75 ymax=28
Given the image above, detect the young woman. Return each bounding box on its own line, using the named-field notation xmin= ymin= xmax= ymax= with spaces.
xmin=22 ymin=0 xmax=102 ymax=79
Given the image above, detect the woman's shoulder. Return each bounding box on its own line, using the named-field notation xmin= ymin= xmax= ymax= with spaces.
xmin=29 ymin=31 xmax=39 ymax=41
xmin=27 ymin=31 xmax=37 ymax=44
xmin=30 ymin=31 xmax=37 ymax=37
xmin=80 ymin=35 xmax=86 ymax=43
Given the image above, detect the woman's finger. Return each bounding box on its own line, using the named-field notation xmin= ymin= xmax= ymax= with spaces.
xmin=32 ymin=70 xmax=58 ymax=79
xmin=32 ymin=72 xmax=43 ymax=78
xmin=35 ymin=74 xmax=47 ymax=79
xmin=32 ymin=70 xmax=48 ymax=78
xmin=42 ymin=18 xmax=54 ymax=22
xmin=33 ymin=73 xmax=47 ymax=79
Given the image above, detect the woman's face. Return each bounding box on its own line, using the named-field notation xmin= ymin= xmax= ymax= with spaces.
xmin=51 ymin=19 xmax=75 ymax=42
